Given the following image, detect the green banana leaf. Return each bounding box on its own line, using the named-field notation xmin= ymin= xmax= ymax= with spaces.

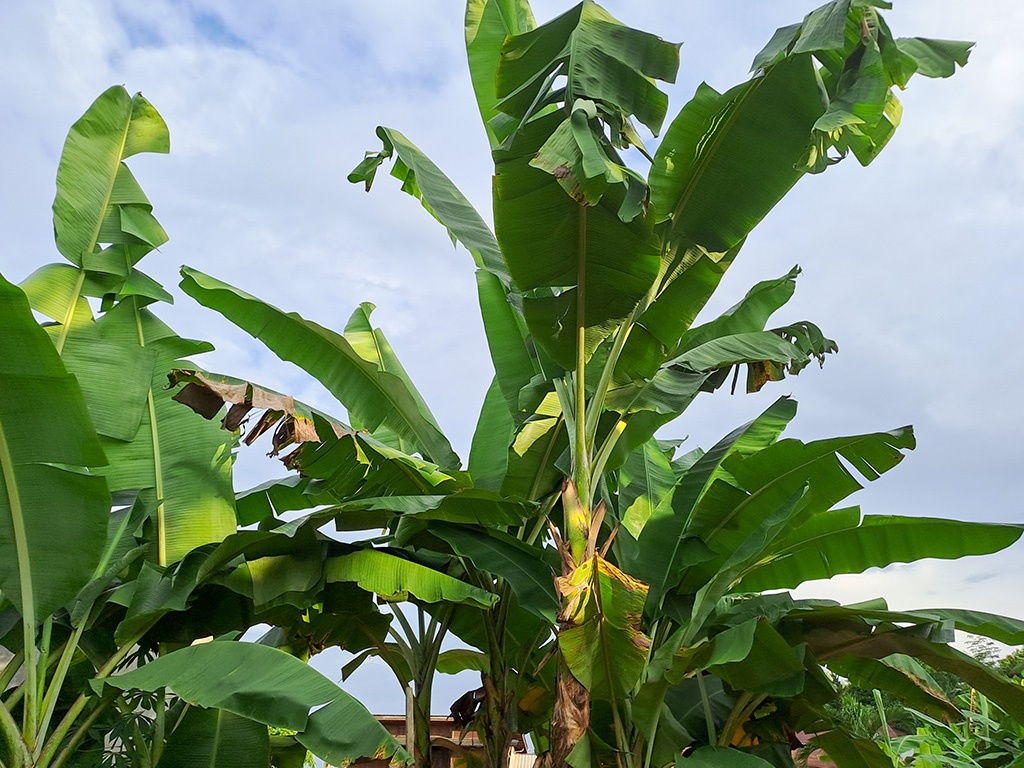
xmin=348 ymin=128 xmax=536 ymax=417
xmin=325 ymin=489 xmax=535 ymax=526
xmin=344 ymin=302 xmax=450 ymax=452
xmin=34 ymin=87 xmax=237 ymax=565
xmin=158 ymin=706 xmax=270 ymax=768
xmin=325 ymin=548 xmax=496 ymax=608
xmin=810 ymin=730 xmax=900 ymax=768
xmin=491 ymin=3 xmax=678 ymax=368
xmin=804 ymin=624 xmax=1024 ymax=722
xmin=681 ymin=426 xmax=917 ymax=593
xmin=348 ymin=128 xmax=506 ymax=282
xmin=98 ymin=641 xmax=411 ymax=765
xmin=617 ymin=439 xmax=676 ymax=537
xmin=0 ymin=274 xmax=109 ymax=622
xmin=469 ymin=377 xmax=516 ymax=492
xmin=494 ymin=2 xmax=679 ymax=135
xmin=52 ymin=85 xmax=168 ymax=270
xmin=739 ymin=512 xmax=1023 ymax=592
xmin=89 ymin=304 xmax=237 ymax=564
xmin=630 ymin=397 xmax=797 ymax=609
xmin=436 ymin=649 xmax=490 ymax=675
xmin=180 ymin=266 xmax=459 ymax=469
xmin=650 ymin=54 xmax=822 ymax=251
xmin=432 ymin=523 xmax=559 ymax=623
xmin=826 ymin=654 xmax=959 ymax=722
xmin=465 ymin=0 xmax=537 ymax=148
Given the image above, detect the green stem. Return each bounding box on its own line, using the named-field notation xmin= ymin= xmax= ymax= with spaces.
xmin=392 ymin=604 xmax=421 ymax=657
xmin=48 ymin=694 xmax=114 ymax=768
xmin=573 ymin=203 xmax=590 ymax=511
xmin=696 ymin=673 xmax=716 ymax=746
xmin=583 ymin=317 xmax=635 ymax=450
xmin=873 ymin=689 xmax=891 ymax=751
xmin=35 ymin=625 xmax=150 ymax=768
xmin=132 ymin=301 xmax=166 ymax=568
xmin=0 ymin=652 xmax=23 ymax=694
xmin=37 ymin=617 xmax=52 ymax=714
xmin=36 ymin=623 xmax=86 ymax=759
xmin=0 ymin=416 xmax=39 ymax=749
xmin=591 ymin=416 xmax=627 ymax=485
xmin=523 ymin=491 xmax=560 ymax=546
xmin=0 ymin=700 xmax=30 ymax=768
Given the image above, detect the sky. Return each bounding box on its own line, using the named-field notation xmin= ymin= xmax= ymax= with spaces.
xmin=1 ymin=0 xmax=1022 ymax=715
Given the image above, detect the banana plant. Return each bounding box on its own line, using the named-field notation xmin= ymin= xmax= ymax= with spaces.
xmin=170 ymin=2 xmax=1022 ymax=768
xmin=0 ymin=89 xmax=432 ymax=768
xmin=19 ymin=86 xmax=236 ymax=567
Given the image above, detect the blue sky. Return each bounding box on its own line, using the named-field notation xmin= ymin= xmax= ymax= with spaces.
xmin=1 ymin=0 xmax=1022 ymax=714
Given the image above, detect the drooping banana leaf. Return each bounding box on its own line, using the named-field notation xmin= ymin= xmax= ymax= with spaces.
xmin=348 ymin=128 xmax=506 ymax=282
xmin=180 ymin=267 xmax=459 ymax=469
xmin=826 ymin=654 xmax=960 ymax=722
xmin=324 ymin=548 xmax=496 ymax=608
xmin=98 ymin=641 xmax=412 ymax=766
xmin=680 ymin=426 xmax=917 ymax=592
xmin=0 ymin=274 xmax=109 ymax=622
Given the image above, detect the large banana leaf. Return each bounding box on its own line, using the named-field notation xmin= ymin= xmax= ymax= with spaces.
xmin=432 ymin=522 xmax=559 ymax=623
xmin=99 ymin=641 xmax=411 ymax=765
xmin=31 ymin=87 xmax=238 ymax=566
xmin=494 ymin=2 xmax=679 ymax=135
xmin=739 ymin=511 xmax=1023 ymax=592
xmin=180 ymin=267 xmax=459 ymax=469
xmin=324 ymin=489 xmax=535 ymax=526
xmin=680 ymin=427 xmax=916 ymax=592
xmin=52 ymin=86 xmax=168 ymax=270
xmin=469 ymin=377 xmax=516 ymax=491
xmin=348 ymin=129 xmax=536 ymax=417
xmin=159 ymin=706 xmax=270 ymax=768
xmin=0 ymin=274 xmax=109 ymax=621
xmin=491 ymin=2 xmax=678 ymax=368
xmin=650 ymin=54 xmax=822 ymax=253
xmin=494 ymin=112 xmax=662 ymax=369
xmin=616 ymin=439 xmax=676 ymax=537
xmin=465 ymin=0 xmax=537 ymax=148
xmin=343 ymin=301 xmax=449 ymax=456
xmin=801 ymin=622 xmax=1024 ymax=722
xmin=84 ymin=303 xmax=237 ymax=564
xmin=826 ymin=654 xmax=959 ymax=722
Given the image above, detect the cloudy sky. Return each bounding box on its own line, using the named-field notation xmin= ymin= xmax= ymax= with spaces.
xmin=1 ymin=0 xmax=1022 ymax=713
